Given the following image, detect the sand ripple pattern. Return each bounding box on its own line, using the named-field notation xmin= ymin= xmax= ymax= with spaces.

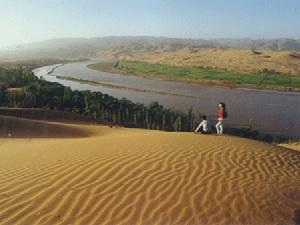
xmin=0 ymin=127 xmax=300 ymax=225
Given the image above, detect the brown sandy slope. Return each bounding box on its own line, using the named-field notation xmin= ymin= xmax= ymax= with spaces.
xmin=115 ymin=48 xmax=300 ymax=76
xmin=0 ymin=118 xmax=299 ymax=224
xmin=280 ymin=142 xmax=300 ymax=152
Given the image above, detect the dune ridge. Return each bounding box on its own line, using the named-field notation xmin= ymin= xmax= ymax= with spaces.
xmin=0 ymin=118 xmax=299 ymax=225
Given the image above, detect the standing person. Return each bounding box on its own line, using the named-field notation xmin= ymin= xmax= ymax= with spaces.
xmin=215 ymin=103 xmax=227 ymax=135
xmin=194 ymin=115 xmax=211 ymax=134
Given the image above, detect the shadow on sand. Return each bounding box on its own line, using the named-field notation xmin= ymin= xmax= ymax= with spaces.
xmin=294 ymin=208 xmax=300 ymax=225
xmin=0 ymin=115 xmax=92 ymax=138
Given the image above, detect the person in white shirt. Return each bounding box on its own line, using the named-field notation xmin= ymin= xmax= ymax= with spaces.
xmin=194 ymin=115 xmax=211 ymax=134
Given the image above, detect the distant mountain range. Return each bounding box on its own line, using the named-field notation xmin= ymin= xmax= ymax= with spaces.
xmin=212 ymin=38 xmax=300 ymax=51
xmin=1 ymin=36 xmax=300 ymax=60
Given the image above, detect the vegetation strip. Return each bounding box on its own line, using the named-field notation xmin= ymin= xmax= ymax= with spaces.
xmin=88 ymin=61 xmax=300 ymax=92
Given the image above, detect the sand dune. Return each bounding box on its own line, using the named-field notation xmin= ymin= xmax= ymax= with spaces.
xmin=0 ymin=117 xmax=299 ymax=225
xmin=280 ymin=142 xmax=300 ymax=152
xmin=118 ymin=48 xmax=300 ymax=76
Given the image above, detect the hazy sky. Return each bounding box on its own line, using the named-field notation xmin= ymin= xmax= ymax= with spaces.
xmin=0 ymin=0 xmax=299 ymax=48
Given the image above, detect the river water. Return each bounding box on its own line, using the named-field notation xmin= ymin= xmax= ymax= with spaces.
xmin=33 ymin=59 xmax=300 ymax=137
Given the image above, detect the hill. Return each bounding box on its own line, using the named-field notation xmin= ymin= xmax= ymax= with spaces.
xmin=1 ymin=36 xmax=300 ymax=60
xmin=0 ymin=113 xmax=299 ymax=224
xmin=114 ymin=48 xmax=300 ymax=76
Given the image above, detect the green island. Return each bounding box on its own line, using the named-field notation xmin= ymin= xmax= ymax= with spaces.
xmin=88 ymin=61 xmax=300 ymax=91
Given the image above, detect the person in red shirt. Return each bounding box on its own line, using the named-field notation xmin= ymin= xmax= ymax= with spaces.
xmin=216 ymin=102 xmax=226 ymax=135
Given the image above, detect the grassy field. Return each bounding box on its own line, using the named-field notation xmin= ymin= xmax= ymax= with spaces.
xmin=88 ymin=61 xmax=300 ymax=90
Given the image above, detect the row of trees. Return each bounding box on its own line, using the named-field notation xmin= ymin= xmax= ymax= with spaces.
xmin=0 ymin=66 xmax=202 ymax=131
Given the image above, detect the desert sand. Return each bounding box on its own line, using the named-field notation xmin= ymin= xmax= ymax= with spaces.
xmin=117 ymin=48 xmax=300 ymax=76
xmin=280 ymin=142 xmax=300 ymax=152
xmin=0 ymin=115 xmax=299 ymax=225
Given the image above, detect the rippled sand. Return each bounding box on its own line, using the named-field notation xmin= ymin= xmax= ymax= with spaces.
xmin=0 ymin=116 xmax=299 ymax=225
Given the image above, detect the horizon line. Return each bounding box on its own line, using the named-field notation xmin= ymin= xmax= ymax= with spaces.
xmin=1 ymin=35 xmax=300 ymax=49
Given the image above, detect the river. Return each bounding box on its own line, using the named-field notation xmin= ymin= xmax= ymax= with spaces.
xmin=33 ymin=59 xmax=300 ymax=137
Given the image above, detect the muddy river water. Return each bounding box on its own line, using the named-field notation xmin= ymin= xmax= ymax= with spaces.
xmin=33 ymin=59 xmax=300 ymax=137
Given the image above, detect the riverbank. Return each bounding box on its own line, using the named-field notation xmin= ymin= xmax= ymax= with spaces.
xmin=88 ymin=61 xmax=300 ymax=92
xmin=55 ymin=75 xmax=299 ymax=143
xmin=0 ymin=58 xmax=89 ymax=70
xmin=103 ymin=48 xmax=300 ymax=76
xmin=33 ymin=61 xmax=300 ymax=138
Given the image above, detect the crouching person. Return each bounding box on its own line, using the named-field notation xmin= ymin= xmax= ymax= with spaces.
xmin=194 ymin=115 xmax=211 ymax=134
